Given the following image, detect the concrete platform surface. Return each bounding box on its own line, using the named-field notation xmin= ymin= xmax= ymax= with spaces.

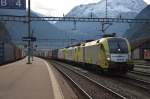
xmin=0 ymin=57 xmax=64 ymax=99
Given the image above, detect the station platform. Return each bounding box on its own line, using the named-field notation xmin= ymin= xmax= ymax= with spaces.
xmin=0 ymin=57 xmax=78 ymax=99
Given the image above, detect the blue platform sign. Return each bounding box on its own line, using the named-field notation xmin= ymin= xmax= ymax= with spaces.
xmin=0 ymin=0 xmax=26 ymax=9
xmin=22 ymin=37 xmax=37 ymax=42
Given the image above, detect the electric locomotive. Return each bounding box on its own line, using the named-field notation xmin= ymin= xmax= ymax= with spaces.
xmin=57 ymin=37 xmax=134 ymax=74
xmin=98 ymin=37 xmax=134 ymax=73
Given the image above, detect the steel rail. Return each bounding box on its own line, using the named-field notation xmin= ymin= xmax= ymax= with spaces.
xmin=130 ymin=70 xmax=150 ymax=76
xmin=121 ymin=75 xmax=150 ymax=92
xmin=51 ymin=60 xmax=127 ymax=99
xmin=49 ymin=61 xmax=92 ymax=99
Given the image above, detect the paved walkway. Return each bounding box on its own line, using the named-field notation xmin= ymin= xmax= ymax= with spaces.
xmin=0 ymin=57 xmax=64 ymax=99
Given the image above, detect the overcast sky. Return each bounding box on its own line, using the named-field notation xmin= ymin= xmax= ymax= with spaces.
xmin=31 ymin=0 xmax=150 ymax=16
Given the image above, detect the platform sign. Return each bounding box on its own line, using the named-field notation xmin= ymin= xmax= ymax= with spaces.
xmin=22 ymin=37 xmax=36 ymax=42
xmin=0 ymin=0 xmax=26 ymax=9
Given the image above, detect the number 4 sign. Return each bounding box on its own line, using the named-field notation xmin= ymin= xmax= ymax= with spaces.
xmin=0 ymin=0 xmax=26 ymax=9
xmin=16 ymin=0 xmax=22 ymax=7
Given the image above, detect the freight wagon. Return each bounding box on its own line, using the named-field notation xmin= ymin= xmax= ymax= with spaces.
xmin=0 ymin=41 xmax=25 ymax=65
xmin=56 ymin=37 xmax=134 ymax=74
xmin=39 ymin=37 xmax=134 ymax=74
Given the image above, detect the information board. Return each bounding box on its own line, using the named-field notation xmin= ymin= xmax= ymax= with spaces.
xmin=22 ymin=37 xmax=37 ymax=42
xmin=0 ymin=0 xmax=26 ymax=9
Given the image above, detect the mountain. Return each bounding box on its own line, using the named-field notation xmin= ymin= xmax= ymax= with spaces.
xmin=124 ymin=5 xmax=150 ymax=41
xmin=67 ymin=0 xmax=146 ymax=17
xmin=55 ymin=0 xmax=147 ymax=38
xmin=0 ymin=22 xmax=11 ymax=42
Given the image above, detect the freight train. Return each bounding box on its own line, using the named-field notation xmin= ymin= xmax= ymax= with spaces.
xmin=37 ymin=37 xmax=134 ymax=74
xmin=0 ymin=41 xmax=25 ymax=65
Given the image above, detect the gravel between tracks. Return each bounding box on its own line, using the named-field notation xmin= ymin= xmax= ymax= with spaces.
xmin=51 ymin=61 xmax=124 ymax=99
xmin=127 ymin=72 xmax=150 ymax=82
xmin=134 ymin=65 xmax=150 ymax=73
xmin=51 ymin=60 xmax=150 ymax=99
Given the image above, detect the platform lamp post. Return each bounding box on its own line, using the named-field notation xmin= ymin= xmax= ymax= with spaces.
xmin=27 ymin=0 xmax=32 ymax=64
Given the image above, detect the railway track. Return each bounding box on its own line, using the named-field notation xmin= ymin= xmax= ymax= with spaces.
xmin=134 ymin=65 xmax=150 ymax=69
xmin=132 ymin=65 xmax=150 ymax=76
xmin=120 ymin=75 xmax=150 ymax=92
xmin=130 ymin=70 xmax=150 ymax=76
xmin=50 ymin=60 xmax=126 ymax=99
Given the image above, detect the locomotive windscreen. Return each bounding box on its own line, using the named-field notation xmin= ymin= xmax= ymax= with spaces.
xmin=108 ymin=38 xmax=128 ymax=53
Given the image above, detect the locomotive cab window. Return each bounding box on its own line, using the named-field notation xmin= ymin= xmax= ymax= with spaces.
xmin=108 ymin=38 xmax=128 ymax=53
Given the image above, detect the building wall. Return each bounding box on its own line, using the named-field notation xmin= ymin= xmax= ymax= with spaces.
xmin=132 ymin=41 xmax=150 ymax=60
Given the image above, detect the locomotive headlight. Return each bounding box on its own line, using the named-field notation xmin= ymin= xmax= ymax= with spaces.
xmin=107 ymin=57 xmax=111 ymax=61
xmin=106 ymin=53 xmax=111 ymax=61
